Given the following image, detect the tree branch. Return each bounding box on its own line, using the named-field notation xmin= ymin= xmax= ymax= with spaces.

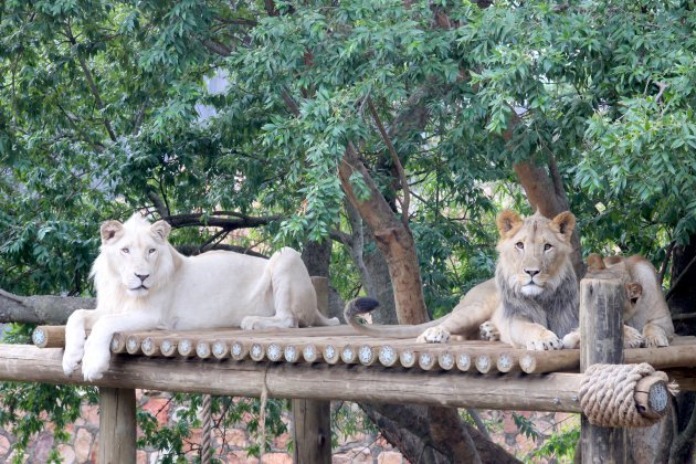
xmin=164 ymin=212 xmax=281 ymax=230
xmin=367 ymin=97 xmax=410 ymax=227
xmin=63 ymin=22 xmax=118 ymax=142
xmin=0 ymin=289 xmax=94 ymax=325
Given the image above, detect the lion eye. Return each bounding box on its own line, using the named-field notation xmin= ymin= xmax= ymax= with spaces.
xmin=121 ymin=247 xmax=130 ymax=254
xmin=515 ymin=242 xmax=524 ymax=250
xmin=544 ymin=243 xmax=553 ymax=252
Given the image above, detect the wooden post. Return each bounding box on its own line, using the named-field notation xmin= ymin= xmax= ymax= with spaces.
xmin=292 ymin=277 xmax=332 ymax=463
xmin=580 ymin=277 xmax=626 ymax=463
xmin=99 ymin=387 xmax=136 ymax=464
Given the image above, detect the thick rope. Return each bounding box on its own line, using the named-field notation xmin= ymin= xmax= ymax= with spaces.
xmin=579 ymin=363 xmax=678 ymax=428
xmin=200 ymin=394 xmax=213 ymax=464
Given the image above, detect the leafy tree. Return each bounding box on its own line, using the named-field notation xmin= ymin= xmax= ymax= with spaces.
xmin=1 ymin=0 xmax=696 ymax=462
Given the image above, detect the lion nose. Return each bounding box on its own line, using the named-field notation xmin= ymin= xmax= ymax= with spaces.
xmin=524 ymin=268 xmax=540 ymax=277
xmin=135 ymin=273 xmax=149 ymax=283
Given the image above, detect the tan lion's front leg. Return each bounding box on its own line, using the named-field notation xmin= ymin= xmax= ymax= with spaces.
xmin=496 ymin=315 xmax=564 ymax=351
xmin=642 ymin=323 xmax=669 ymax=348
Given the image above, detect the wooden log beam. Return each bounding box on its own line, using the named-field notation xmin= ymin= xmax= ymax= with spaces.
xmin=99 ymin=387 xmax=136 ymax=464
xmin=0 ymin=344 xmax=584 ymax=412
xmin=580 ymin=276 xmax=626 ymax=463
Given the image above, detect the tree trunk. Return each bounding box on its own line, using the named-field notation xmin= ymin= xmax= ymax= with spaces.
xmin=338 ymin=144 xmax=428 ymax=325
xmin=343 ymin=200 xmax=398 ymax=325
xmin=667 ymin=233 xmax=696 ymax=463
xmin=513 ymin=160 xmax=585 ymax=278
xmin=361 ymin=403 xmax=521 ymax=464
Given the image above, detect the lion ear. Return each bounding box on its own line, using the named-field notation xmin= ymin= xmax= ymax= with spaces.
xmin=151 ymin=220 xmax=171 ymax=242
xmin=550 ymin=211 xmax=576 ymax=241
xmin=587 ymin=253 xmax=606 ymax=272
xmin=496 ymin=210 xmax=523 ymax=238
xmin=100 ymin=220 xmax=124 ymax=244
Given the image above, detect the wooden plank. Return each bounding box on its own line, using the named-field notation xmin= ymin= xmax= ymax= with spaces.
xmin=580 ymin=276 xmax=626 ymax=464
xmin=0 ymin=343 xmax=585 ymax=412
xmin=99 ymin=387 xmax=136 ymax=464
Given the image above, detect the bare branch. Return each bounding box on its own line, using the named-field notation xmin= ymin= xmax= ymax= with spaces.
xmin=165 ymin=212 xmax=281 ymax=230
xmin=367 ymin=97 xmax=410 ymax=227
xmin=201 ymin=39 xmax=233 ymax=57
xmin=64 ymin=22 xmax=118 ymax=142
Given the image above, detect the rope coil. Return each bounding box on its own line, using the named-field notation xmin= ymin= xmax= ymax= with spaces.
xmin=200 ymin=394 xmax=213 ymax=464
xmin=579 ymin=363 xmax=678 ymax=428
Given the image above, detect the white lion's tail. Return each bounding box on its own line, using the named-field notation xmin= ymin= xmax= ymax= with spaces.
xmin=343 ymin=297 xmax=441 ymax=338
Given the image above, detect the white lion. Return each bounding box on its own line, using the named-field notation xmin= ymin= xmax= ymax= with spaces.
xmin=63 ymin=213 xmax=339 ymax=381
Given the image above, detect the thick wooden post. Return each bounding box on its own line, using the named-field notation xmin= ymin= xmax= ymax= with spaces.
xmin=99 ymin=387 xmax=137 ymax=464
xmin=292 ymin=277 xmax=332 ymax=463
xmin=580 ymin=277 xmax=626 ymax=463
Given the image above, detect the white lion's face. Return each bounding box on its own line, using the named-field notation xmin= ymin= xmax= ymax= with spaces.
xmin=98 ymin=215 xmax=173 ymax=298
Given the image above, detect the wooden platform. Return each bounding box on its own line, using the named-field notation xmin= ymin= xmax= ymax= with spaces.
xmin=32 ymin=325 xmax=696 ymax=375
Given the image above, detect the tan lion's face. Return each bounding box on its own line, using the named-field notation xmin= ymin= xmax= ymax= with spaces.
xmin=496 ymin=210 xmax=576 ymax=297
xmin=98 ymin=214 xmax=173 ymax=297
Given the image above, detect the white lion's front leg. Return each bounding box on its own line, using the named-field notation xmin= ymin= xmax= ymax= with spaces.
xmin=81 ymin=311 xmax=160 ymax=382
xmin=63 ymin=309 xmax=99 ymax=376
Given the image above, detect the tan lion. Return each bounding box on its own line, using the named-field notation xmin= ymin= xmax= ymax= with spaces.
xmin=63 ymin=213 xmax=339 ymax=381
xmin=586 ymin=253 xmax=674 ymax=347
xmin=345 ymin=210 xmax=580 ymax=350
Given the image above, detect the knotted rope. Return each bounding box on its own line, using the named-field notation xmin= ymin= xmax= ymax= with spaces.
xmin=579 ymin=363 xmax=678 ymax=428
xmin=200 ymin=394 xmax=213 ymax=464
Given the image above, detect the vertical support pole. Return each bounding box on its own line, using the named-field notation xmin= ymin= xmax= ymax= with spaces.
xmin=580 ymin=277 xmax=626 ymax=463
xmin=292 ymin=277 xmax=332 ymax=463
xmin=99 ymin=387 xmax=137 ymax=464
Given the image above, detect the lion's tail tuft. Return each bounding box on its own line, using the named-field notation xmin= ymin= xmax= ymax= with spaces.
xmin=344 ymin=297 xmax=380 ymax=321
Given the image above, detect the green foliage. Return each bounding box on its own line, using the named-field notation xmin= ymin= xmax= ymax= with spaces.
xmin=512 ymin=412 xmax=540 ymax=442
xmin=529 ymin=423 xmax=580 ymax=463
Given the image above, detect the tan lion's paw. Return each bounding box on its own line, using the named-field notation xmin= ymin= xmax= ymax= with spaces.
xmin=526 ymin=331 xmax=563 ymax=351
xmin=561 ymin=329 xmax=580 ymax=349
xmin=479 ymin=321 xmax=500 ymax=342
xmin=643 ymin=325 xmax=669 ymax=348
xmin=416 ymin=326 xmax=450 ymax=344
xmin=623 ymin=325 xmax=645 ymax=349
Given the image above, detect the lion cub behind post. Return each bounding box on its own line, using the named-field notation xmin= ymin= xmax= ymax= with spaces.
xmin=63 ymin=213 xmax=339 ymax=381
xmin=586 ymin=253 xmax=674 ymax=347
xmin=345 ymin=210 xmax=580 ymax=350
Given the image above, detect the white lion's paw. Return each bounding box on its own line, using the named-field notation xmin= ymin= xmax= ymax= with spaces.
xmin=81 ymin=349 xmax=111 ymax=382
xmin=416 ymin=326 xmax=450 ymax=344
xmin=479 ymin=321 xmax=500 ymax=341
xmin=561 ymin=330 xmax=580 ymax=349
xmin=623 ymin=325 xmax=645 ymax=349
xmin=526 ymin=332 xmax=563 ymax=351
xmin=240 ymin=316 xmax=260 ymax=331
xmin=62 ymin=348 xmax=83 ymax=376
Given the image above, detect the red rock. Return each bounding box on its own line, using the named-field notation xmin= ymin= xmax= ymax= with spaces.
xmin=378 ymin=451 xmax=403 ymax=464
xmin=74 ymin=428 xmax=93 ymax=463
xmin=260 ymin=452 xmax=293 ymax=464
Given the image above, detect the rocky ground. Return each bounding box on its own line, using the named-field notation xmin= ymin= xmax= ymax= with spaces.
xmin=0 ymin=390 xmax=578 ymax=463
